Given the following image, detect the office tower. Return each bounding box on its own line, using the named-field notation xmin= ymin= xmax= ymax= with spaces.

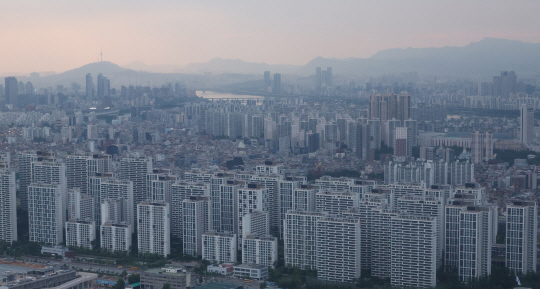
xmin=66 ymin=153 xmax=111 ymax=194
xmin=264 ymin=71 xmax=272 ymax=90
xmin=356 ymin=121 xmax=373 ymax=161
xmin=316 ymin=216 xmax=361 ymax=282
xmin=471 ymin=131 xmax=484 ymax=164
xmin=371 ymin=209 xmax=400 ymax=278
xmin=242 ymin=235 xmax=278 ymax=268
xmin=292 ymin=185 xmax=318 ymax=211
xmin=478 ymin=82 xmax=492 ymax=96
xmin=397 ymin=196 xmax=444 ymax=267
xmin=120 ymin=156 xmax=152 ymax=220
xmin=100 ymin=179 xmax=134 ymax=228
xmin=520 ymin=104 xmax=534 ymax=145
xmin=101 ymin=222 xmax=132 ymax=252
xmin=501 ymin=71 xmax=517 ymax=97
xmin=237 ymin=184 xmax=269 ymax=241
xmin=202 ymin=232 xmax=238 ymax=263
xmin=367 ymin=119 xmax=381 ymax=150
xmin=97 ymin=73 xmax=104 ymax=98
xmin=506 ymin=200 xmax=538 ymax=273
xmin=492 ymin=76 xmax=502 ymax=96
xmin=316 ymin=191 xmax=358 ymax=214
xmin=315 ymin=67 xmax=322 ymax=88
xmin=307 ymin=132 xmax=320 ymax=153
xmin=86 ymin=73 xmax=94 ymax=100
xmin=137 ymin=201 xmax=170 ymax=257
xmin=67 ymin=188 xmax=95 ymax=221
xmin=0 ymin=169 xmax=17 ymax=243
xmin=242 ymin=211 xmax=270 ymax=239
xmin=404 ymin=119 xmax=418 ymax=148
xmin=397 ymin=93 xmax=411 ymax=123
xmin=28 ymin=183 xmax=64 ymax=245
xmin=325 ymin=67 xmax=332 ymax=86
xmin=65 ymin=220 xmax=96 ymax=249
xmin=284 ymin=210 xmax=328 ymax=270
xmin=485 ymin=131 xmax=493 ymax=160
xmin=457 ymin=206 xmax=493 ymax=282
xmin=391 ymin=215 xmax=437 ymax=288
xmin=273 ymin=73 xmax=281 ymax=93
xmin=5 ymin=77 xmax=18 ymax=106
xmin=394 ymin=127 xmax=408 ymax=157
xmin=183 ymin=196 xmax=210 ymax=257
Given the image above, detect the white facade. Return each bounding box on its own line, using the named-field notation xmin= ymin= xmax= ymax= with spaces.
xmin=506 ymin=200 xmax=538 ymax=273
xmin=242 ymin=211 xmax=270 ymax=239
xmin=0 ymin=169 xmax=17 ymax=243
xmin=66 ymin=219 xmax=96 ymax=249
xmin=171 ymin=181 xmax=209 ymax=237
xmin=315 ymin=190 xmax=358 ymax=215
xmin=101 ymin=222 xmax=132 ymax=252
xmin=120 ymin=157 xmax=152 ymax=220
xmin=137 ymin=201 xmax=171 ymax=257
xmin=292 ymin=186 xmax=318 ymax=212
xmin=28 ymin=183 xmax=64 ymax=245
xmin=183 ymin=196 xmax=210 ymax=257
xmin=242 ymin=234 xmax=278 ymax=268
xmin=237 ymin=184 xmax=269 ymax=242
xmin=67 ymin=188 xmax=95 ymax=221
xmin=316 ymin=217 xmax=361 ymax=282
xmin=458 ymin=206 xmax=493 ymax=282
xmin=284 ymin=210 xmax=328 ymax=270
xmin=100 ymin=179 xmax=134 ymax=228
xmin=391 ymin=215 xmax=437 ymax=288
xmin=202 ymin=232 xmax=237 ymax=263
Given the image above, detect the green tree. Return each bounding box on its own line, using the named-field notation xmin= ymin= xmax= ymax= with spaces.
xmin=162 ymin=283 xmax=171 ymax=289
xmin=260 ymin=282 xmax=267 ymax=289
xmin=128 ymin=274 xmax=140 ymax=284
xmin=113 ymin=278 xmax=125 ymax=289
xmin=121 ymin=270 xmax=128 ymax=277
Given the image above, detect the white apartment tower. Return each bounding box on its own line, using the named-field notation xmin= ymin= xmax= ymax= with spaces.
xmin=171 ymin=181 xmax=209 ymax=238
xmin=315 ymin=190 xmax=358 ymax=215
xmin=458 ymin=206 xmax=493 ymax=282
xmin=137 ymin=201 xmax=171 ymax=257
xmin=18 ymin=150 xmax=51 ymax=210
xmin=101 ymin=222 xmax=132 ymax=252
xmin=0 ymin=169 xmax=17 ymax=243
xmin=284 ymin=210 xmax=328 ymax=270
xmin=242 ymin=211 xmax=270 ymax=239
xmin=120 ymin=156 xmax=152 ymax=220
xmin=292 ymin=185 xmax=318 ymax=211
xmin=242 ymin=234 xmax=278 ymax=268
xmin=391 ymin=215 xmax=437 ymax=288
xmin=183 ymin=196 xmax=210 ymax=257
xmin=316 ymin=216 xmax=361 ymax=282
xmin=506 ymin=200 xmax=538 ymax=273
xmin=65 ymin=219 xmax=96 ymax=249
xmin=237 ymin=184 xmax=269 ymax=242
xmin=28 ymin=183 xmax=64 ymax=245
xmin=202 ymin=232 xmax=238 ymax=263
xmin=100 ymin=179 xmax=134 ymax=228
xmin=66 ymin=153 xmax=111 ymax=194
xmin=67 ymin=188 xmax=95 ymax=221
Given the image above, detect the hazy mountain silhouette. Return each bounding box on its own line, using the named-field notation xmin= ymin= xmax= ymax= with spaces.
xmin=178 ymin=58 xmax=299 ymax=74
xmin=123 ymin=61 xmax=181 ymax=73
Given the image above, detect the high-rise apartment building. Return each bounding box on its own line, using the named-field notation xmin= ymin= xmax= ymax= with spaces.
xmin=0 ymin=168 xmax=17 ymax=243
xmin=183 ymin=196 xmax=210 ymax=257
xmin=264 ymin=71 xmax=272 ymax=90
xmin=273 ymin=73 xmax=281 ymax=94
xmin=284 ymin=210 xmax=328 ymax=270
xmin=315 ymin=191 xmax=358 ymax=215
xmin=66 ymin=153 xmax=111 ymax=194
xmin=394 ymin=127 xmax=409 ymax=157
xmin=237 ymin=184 xmax=269 ymax=241
xmin=18 ymin=151 xmax=53 ymax=210
xmin=506 ymin=200 xmax=537 ymax=273
xmin=120 ymin=156 xmax=152 ymax=220
xmin=391 ymin=215 xmax=437 ymax=288
xmin=137 ymin=202 xmax=171 ymax=257
xmin=28 ymin=183 xmax=64 ymax=245
xmin=65 ymin=219 xmax=96 ymax=249
xmin=520 ymin=104 xmax=534 ymax=146
xmin=171 ymin=181 xmax=209 ymax=238
xmin=316 ymin=217 xmax=361 ymax=282
xmin=67 ymin=188 xmax=95 ymax=221
xmin=242 ymin=234 xmax=278 ymax=268
xmin=101 ymin=222 xmax=132 ymax=252
xmin=241 ymin=211 xmax=269 ymax=239
xmin=202 ymin=232 xmax=237 ymax=263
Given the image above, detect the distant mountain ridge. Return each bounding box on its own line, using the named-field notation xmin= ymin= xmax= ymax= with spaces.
xmin=122 ymin=38 xmax=540 ymax=77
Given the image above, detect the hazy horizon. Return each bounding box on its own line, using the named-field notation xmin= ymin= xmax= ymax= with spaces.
xmin=3 ymin=0 xmax=540 ymax=75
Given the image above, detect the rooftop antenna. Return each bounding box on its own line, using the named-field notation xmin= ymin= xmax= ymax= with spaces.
xmin=100 ymin=48 xmax=103 ymax=62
